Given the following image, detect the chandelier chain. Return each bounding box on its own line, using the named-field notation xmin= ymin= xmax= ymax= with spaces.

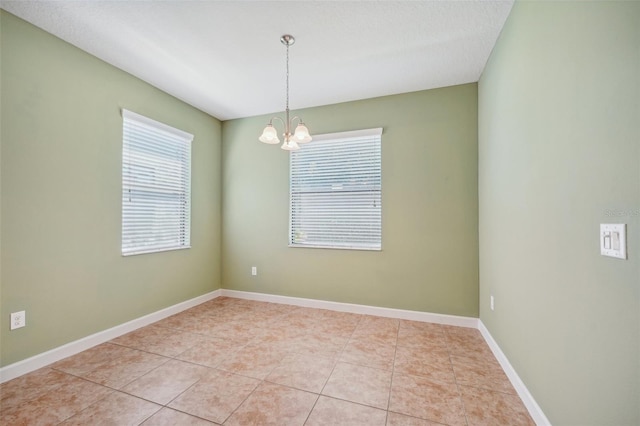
xmin=285 ymin=42 xmax=290 ymax=114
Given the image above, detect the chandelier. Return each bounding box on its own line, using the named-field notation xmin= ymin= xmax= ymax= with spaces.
xmin=258 ymin=34 xmax=312 ymax=151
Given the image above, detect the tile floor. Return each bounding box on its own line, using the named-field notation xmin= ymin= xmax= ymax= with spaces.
xmin=0 ymin=297 xmax=535 ymax=425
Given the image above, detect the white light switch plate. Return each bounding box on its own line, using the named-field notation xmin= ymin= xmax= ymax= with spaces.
xmin=11 ymin=311 xmax=26 ymax=330
xmin=600 ymin=224 xmax=626 ymax=259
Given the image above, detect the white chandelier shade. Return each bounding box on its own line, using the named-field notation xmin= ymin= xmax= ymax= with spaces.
xmin=258 ymin=124 xmax=280 ymax=144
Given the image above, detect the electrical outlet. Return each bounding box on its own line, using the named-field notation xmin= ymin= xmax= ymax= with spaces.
xmin=11 ymin=311 xmax=26 ymax=330
xmin=251 ymin=266 xmax=257 ymax=276
xmin=490 ymin=295 xmax=495 ymax=311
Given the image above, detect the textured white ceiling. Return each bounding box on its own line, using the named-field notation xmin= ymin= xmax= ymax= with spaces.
xmin=1 ymin=0 xmax=513 ymax=121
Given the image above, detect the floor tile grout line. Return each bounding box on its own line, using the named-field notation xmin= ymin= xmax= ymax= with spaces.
xmin=46 ymin=373 xmax=121 ymax=426
xmin=134 ymin=405 xmax=163 ymax=426
xmin=396 ymin=321 xmax=441 ymax=425
xmin=146 ymin=405 xmax=216 ymax=425
xmin=317 ymin=311 xmax=363 ymax=397
xmin=386 ymin=408 xmax=450 ymax=426
xmin=301 ymin=392 xmax=322 ymax=426
xmin=310 ymin=393 xmax=391 ymax=414
xmin=386 ymin=319 xmax=402 ymax=413
xmin=445 ymin=326 xmax=471 ymax=426
xmin=51 ymin=387 xmax=145 ymax=426
xmin=218 ymin=375 xmax=263 ymax=425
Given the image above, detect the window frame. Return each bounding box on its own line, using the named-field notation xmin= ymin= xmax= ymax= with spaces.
xmin=289 ymin=128 xmax=383 ymax=251
xmin=121 ymin=109 xmax=193 ymax=256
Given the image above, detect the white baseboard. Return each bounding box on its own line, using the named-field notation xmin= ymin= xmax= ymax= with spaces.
xmin=478 ymin=321 xmax=551 ymax=426
xmin=0 ymin=289 xmax=221 ymax=383
xmin=220 ymin=289 xmax=479 ymax=328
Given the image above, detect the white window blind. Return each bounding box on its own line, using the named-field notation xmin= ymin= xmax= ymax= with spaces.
xmin=122 ymin=109 xmax=193 ymax=256
xmin=290 ymin=128 xmax=382 ymax=250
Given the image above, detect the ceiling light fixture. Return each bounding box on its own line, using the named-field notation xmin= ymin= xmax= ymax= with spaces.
xmin=259 ymin=34 xmax=312 ymax=151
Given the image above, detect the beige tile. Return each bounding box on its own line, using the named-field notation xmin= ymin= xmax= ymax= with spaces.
xmin=203 ymin=303 xmax=243 ymax=317
xmin=263 ymin=302 xmax=300 ymax=316
xmin=176 ymin=337 xmax=245 ymax=368
xmin=217 ymin=343 xmax=287 ymax=379
xmin=60 ymin=391 xmax=161 ymax=425
xmin=294 ymin=332 xmax=349 ymax=359
xmin=306 ymin=396 xmax=387 ymax=426
xmin=260 ymin=324 xmax=309 ymax=340
xmin=386 ymin=412 xmax=435 ymax=425
xmin=173 ymin=314 xmax=223 ymax=335
xmin=168 ymin=369 xmax=259 ymax=424
xmin=313 ymin=312 xmax=361 ymax=336
xmin=359 ymin=316 xmax=400 ymax=333
xmin=351 ymin=318 xmax=399 ymax=346
xmin=447 ymin=341 xmax=494 ymax=362
xmin=82 ymin=347 xmax=168 ymax=389
xmin=397 ymin=321 xmax=447 ymax=349
xmin=389 ymin=373 xmax=466 ymax=426
xmin=274 ymin=313 xmax=319 ymax=332
xmin=393 ymin=346 xmax=456 ymax=384
xmin=225 ymin=381 xmax=318 ymax=426
xmin=317 ymin=309 xmax=362 ymax=324
xmin=266 ymin=353 xmax=335 ymax=393
xmin=0 ymin=375 xmax=112 ymax=425
xmin=451 ymin=355 xmax=515 ymax=394
xmin=186 ymin=298 xmax=222 ymax=311
xmin=188 ymin=300 xmax=248 ymax=321
xmin=236 ymin=314 xmax=275 ymax=328
xmin=141 ymin=407 xmax=215 ymax=425
xmin=121 ymin=359 xmax=211 ymax=405
xmin=251 ymin=328 xmax=304 ymax=352
xmin=3 ymin=299 xmax=534 ymax=426
xmin=0 ymin=368 xmax=72 ymax=410
xmin=460 ymin=385 xmax=535 ymax=426
xmin=208 ymin=320 xmax=263 ymax=344
xmin=111 ymin=324 xmax=208 ymax=357
xmin=207 ymin=296 xmax=235 ymax=305
xmin=313 ymin=321 xmax=359 ymax=337
xmin=51 ymin=343 xmax=131 ymax=376
xmin=444 ymin=327 xmax=494 ymax=361
xmin=322 ymin=362 xmax=392 ymax=409
xmin=399 ymin=320 xmax=444 ymax=333
xmin=154 ymin=311 xmax=202 ymax=330
xmin=340 ymin=339 xmax=396 ymax=370
xmin=444 ymin=325 xmax=483 ymax=340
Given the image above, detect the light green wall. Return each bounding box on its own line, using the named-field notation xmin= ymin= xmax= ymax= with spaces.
xmin=222 ymin=85 xmax=479 ymax=317
xmin=479 ymin=1 xmax=639 ymax=425
xmin=0 ymin=11 xmax=222 ymax=367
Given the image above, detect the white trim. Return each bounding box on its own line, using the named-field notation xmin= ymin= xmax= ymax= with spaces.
xmin=220 ymin=289 xmax=478 ymax=328
xmin=311 ymin=127 xmax=383 ymax=143
xmin=121 ymin=108 xmax=194 ymax=141
xmin=0 ymin=290 xmax=221 ymax=383
xmin=478 ymin=321 xmax=551 ymax=426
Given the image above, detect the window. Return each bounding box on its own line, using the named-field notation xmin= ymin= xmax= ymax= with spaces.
xmin=121 ymin=109 xmax=193 ymax=256
xmin=290 ymin=128 xmax=382 ymax=250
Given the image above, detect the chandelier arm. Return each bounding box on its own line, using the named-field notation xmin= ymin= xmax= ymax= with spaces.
xmin=270 ymin=116 xmax=286 ymax=128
